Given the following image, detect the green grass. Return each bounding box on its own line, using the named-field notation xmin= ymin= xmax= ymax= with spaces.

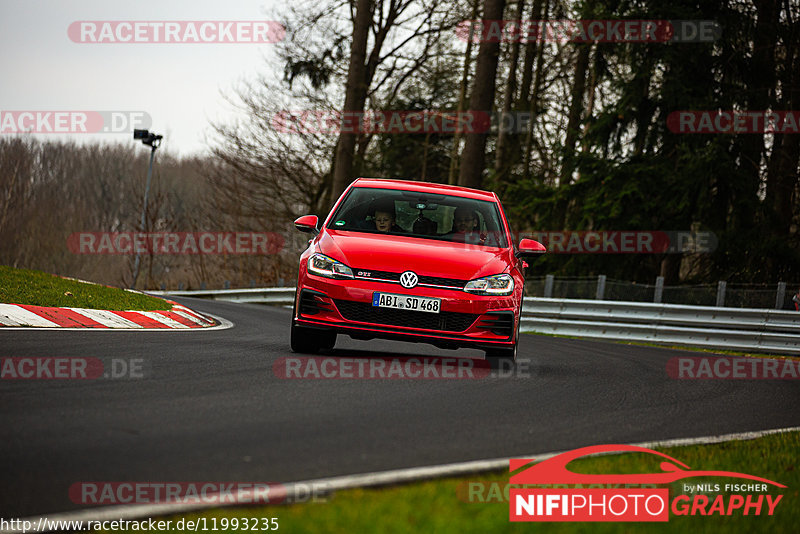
xmin=134 ymin=431 xmax=798 ymax=533
xmin=0 ymin=265 xmax=170 ymax=311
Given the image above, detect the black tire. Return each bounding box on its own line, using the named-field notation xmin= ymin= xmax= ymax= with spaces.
xmin=485 ymin=343 xmax=517 ymax=370
xmin=484 ymin=315 xmax=519 ymax=369
xmin=290 ymin=322 xmax=336 ymax=354
xmin=290 ymin=291 xmax=336 ymax=353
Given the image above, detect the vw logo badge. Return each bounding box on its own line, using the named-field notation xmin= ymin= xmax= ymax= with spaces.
xmin=400 ymin=271 xmax=418 ymax=289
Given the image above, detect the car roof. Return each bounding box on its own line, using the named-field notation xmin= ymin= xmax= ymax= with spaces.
xmin=351 ymin=178 xmax=498 ymax=202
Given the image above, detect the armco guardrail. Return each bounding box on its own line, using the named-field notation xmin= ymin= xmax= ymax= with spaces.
xmin=521 ymin=298 xmax=800 ymax=356
xmin=151 ymin=287 xmax=295 ymax=304
xmin=151 ymin=288 xmax=800 ymax=355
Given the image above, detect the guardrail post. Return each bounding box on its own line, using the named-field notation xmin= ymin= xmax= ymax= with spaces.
xmin=715 ymin=281 xmax=726 ymax=307
xmin=544 ymin=275 xmax=554 ymax=298
xmin=776 ymin=282 xmax=786 ymax=309
xmin=596 ymin=275 xmax=606 ymax=300
xmin=224 ymin=280 xmax=231 ymax=290
xmin=654 ymin=276 xmax=664 ymax=303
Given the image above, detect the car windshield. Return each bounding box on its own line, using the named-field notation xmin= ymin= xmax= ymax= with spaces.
xmin=327 ymin=186 xmax=508 ymax=248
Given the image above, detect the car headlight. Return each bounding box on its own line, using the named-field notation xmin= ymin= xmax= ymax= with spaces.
xmin=307 ymin=253 xmax=354 ymax=279
xmin=464 ymin=273 xmax=514 ymax=296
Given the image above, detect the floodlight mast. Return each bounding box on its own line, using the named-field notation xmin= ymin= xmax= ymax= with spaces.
xmin=131 ymin=129 xmax=163 ymax=289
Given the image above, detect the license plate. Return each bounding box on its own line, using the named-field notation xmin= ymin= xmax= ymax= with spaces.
xmin=372 ymin=292 xmax=441 ymax=314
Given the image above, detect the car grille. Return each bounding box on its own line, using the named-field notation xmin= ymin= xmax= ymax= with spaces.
xmin=418 ymin=275 xmax=467 ymax=288
xmin=333 ymin=299 xmax=479 ymax=332
xmin=354 ymin=269 xmax=467 ymax=289
xmin=356 ymin=269 xmax=401 ymax=281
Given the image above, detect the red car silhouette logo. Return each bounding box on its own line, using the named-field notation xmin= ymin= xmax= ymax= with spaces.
xmin=510 ymin=444 xmax=785 ymax=487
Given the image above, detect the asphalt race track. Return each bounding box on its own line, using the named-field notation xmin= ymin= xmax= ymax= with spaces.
xmin=1 ymin=297 xmax=799 ymax=518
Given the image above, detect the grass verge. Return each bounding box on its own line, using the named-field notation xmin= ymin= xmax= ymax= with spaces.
xmin=0 ymin=265 xmax=170 ymax=311
xmin=134 ymin=431 xmax=799 ymax=533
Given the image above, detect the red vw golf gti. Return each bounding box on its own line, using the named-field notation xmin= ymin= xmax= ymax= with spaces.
xmin=291 ymin=178 xmax=545 ymax=363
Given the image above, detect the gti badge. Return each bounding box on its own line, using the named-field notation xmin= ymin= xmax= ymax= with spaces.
xmin=400 ymin=271 xmax=418 ymax=289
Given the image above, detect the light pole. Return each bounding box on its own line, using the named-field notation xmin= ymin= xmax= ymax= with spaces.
xmin=131 ymin=129 xmax=162 ymax=289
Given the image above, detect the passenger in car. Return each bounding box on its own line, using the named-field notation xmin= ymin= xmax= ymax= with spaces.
xmin=370 ymin=200 xmax=405 ymax=233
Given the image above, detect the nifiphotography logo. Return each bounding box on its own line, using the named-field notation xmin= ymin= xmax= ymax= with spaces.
xmin=509 ymin=444 xmax=784 ymax=522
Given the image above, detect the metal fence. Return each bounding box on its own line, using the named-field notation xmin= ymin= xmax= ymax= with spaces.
xmin=524 ymin=276 xmax=798 ymax=310
xmin=521 ymin=298 xmax=800 ymax=356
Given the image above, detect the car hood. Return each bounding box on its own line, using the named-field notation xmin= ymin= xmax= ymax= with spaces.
xmin=317 ymin=230 xmax=511 ymax=280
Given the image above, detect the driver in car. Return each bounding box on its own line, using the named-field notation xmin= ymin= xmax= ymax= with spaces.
xmin=447 ymin=207 xmax=479 ymax=240
xmin=452 ymin=207 xmax=479 ymax=235
xmin=448 ymin=207 xmax=495 ymax=245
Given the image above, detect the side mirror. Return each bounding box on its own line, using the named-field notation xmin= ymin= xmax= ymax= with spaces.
xmin=516 ymin=238 xmax=546 ymax=258
xmin=294 ymin=215 xmax=319 ymax=234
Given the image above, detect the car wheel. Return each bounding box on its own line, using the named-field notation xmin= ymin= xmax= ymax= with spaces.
xmin=291 ymin=322 xmax=336 ymax=354
xmin=484 ymin=315 xmax=519 ymax=368
xmin=485 ymin=343 xmax=517 ymax=369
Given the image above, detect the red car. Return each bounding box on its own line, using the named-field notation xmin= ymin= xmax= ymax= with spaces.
xmin=291 ymin=178 xmax=545 ymax=363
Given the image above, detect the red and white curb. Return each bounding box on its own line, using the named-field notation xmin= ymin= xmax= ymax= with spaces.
xmin=0 ymin=301 xmax=226 ymax=330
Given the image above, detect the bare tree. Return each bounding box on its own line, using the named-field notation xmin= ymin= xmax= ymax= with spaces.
xmin=458 ymin=0 xmax=507 ymax=189
xmin=330 ymin=0 xmax=375 ymax=204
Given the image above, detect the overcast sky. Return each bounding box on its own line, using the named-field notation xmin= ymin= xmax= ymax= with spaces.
xmin=0 ymin=0 xmax=282 ymax=156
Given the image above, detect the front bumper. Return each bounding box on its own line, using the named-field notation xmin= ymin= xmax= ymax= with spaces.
xmin=294 ymin=276 xmax=519 ymax=350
